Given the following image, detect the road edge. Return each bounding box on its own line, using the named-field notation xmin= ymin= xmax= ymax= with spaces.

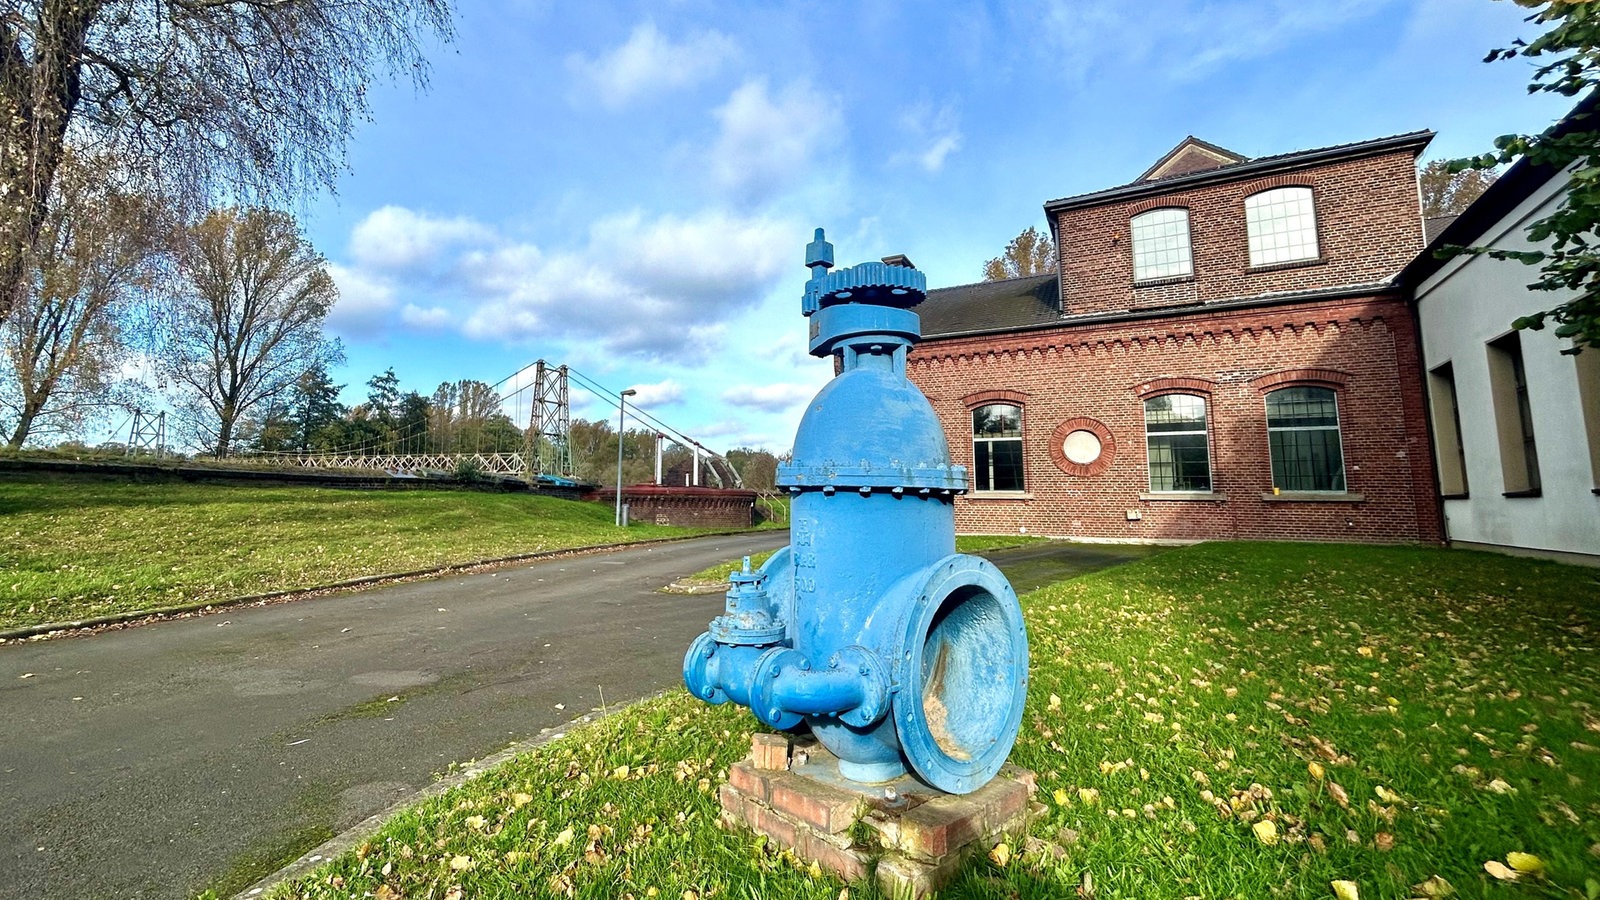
xmin=229 ymin=693 xmax=665 ymax=899
xmin=0 ymin=530 xmax=779 ymax=643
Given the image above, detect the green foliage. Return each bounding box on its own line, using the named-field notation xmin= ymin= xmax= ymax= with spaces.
xmin=1454 ymin=1 xmax=1600 ymax=352
xmin=0 ymin=477 xmax=709 ymax=631
xmin=984 ymin=225 xmax=1057 ymax=282
xmin=1418 ymin=158 xmax=1498 ymax=217
xmin=272 ymin=542 xmax=1600 ymax=899
xmin=453 ymin=457 xmax=485 ymax=482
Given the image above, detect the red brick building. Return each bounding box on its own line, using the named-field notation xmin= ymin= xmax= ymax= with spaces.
xmin=909 ymin=133 xmax=1444 ymax=543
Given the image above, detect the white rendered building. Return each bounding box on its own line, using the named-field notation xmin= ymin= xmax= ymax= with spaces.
xmin=1407 ymin=113 xmax=1600 ymax=565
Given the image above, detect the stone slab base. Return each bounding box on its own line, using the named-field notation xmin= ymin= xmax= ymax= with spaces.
xmin=719 ymin=734 xmax=1040 ymax=898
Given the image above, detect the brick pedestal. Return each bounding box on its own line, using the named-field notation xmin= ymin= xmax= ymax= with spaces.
xmin=719 ymin=734 xmax=1040 ymax=898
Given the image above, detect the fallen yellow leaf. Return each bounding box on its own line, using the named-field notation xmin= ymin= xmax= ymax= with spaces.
xmin=512 ymin=792 xmax=533 ymax=808
xmin=1330 ymin=880 xmax=1359 ymax=900
xmin=1308 ymin=761 xmax=1325 ymax=780
xmin=465 ymin=815 xmax=486 ymax=831
xmin=1357 ymin=646 xmax=1374 ymax=657
xmin=989 ymin=841 xmax=1012 ymax=867
xmin=1078 ymin=787 xmax=1100 ymax=805
xmin=1328 ymin=781 xmax=1350 ymax=809
xmin=448 ymin=854 xmax=472 ymax=871
xmin=1053 ymin=788 xmax=1070 ymax=805
xmin=1505 ymin=852 xmax=1545 ymax=876
xmin=1252 ymin=820 xmax=1279 ymax=846
xmin=1048 ymin=693 xmax=1061 ymax=710
xmin=1374 ymin=786 xmax=1400 ymax=803
xmin=553 ymin=826 xmax=575 ymax=847
xmin=1411 ymin=875 xmax=1454 ymax=898
xmin=1483 ymin=860 xmax=1519 ymax=881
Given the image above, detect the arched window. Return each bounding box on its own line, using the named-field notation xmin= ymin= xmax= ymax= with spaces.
xmin=972 ymin=404 xmax=1024 ymax=492
xmin=1130 ymin=207 xmax=1193 ymax=281
xmin=1266 ymin=387 xmax=1345 ymax=491
xmin=1144 ymin=394 xmax=1211 ymax=492
xmin=1245 ymin=187 xmax=1318 ymax=266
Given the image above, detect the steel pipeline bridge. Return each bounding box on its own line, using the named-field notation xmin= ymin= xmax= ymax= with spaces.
xmin=263 ymin=361 xmax=743 ymax=488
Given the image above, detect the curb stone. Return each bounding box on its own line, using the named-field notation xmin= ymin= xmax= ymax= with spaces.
xmin=0 ymin=529 xmax=779 ymax=643
xmin=230 ymin=692 xmax=665 ymax=899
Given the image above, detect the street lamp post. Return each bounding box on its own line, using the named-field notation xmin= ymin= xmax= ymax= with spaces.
xmin=616 ymin=388 xmax=636 ymax=526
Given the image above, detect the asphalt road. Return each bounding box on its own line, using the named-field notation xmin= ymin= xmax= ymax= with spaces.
xmin=0 ymin=531 xmax=788 ymax=900
xmin=0 ymin=533 xmax=1158 ymax=900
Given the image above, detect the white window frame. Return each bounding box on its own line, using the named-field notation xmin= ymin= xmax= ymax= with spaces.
xmin=1265 ymin=386 xmax=1347 ymax=492
xmin=1245 ymin=187 xmax=1319 ymax=267
xmin=972 ymin=403 xmax=1025 ymax=492
xmin=1143 ymin=393 xmax=1212 ymax=492
xmin=1130 ymin=207 xmax=1194 ymax=282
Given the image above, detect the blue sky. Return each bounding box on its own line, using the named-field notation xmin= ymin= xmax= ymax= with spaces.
xmin=299 ymin=0 xmax=1571 ymax=454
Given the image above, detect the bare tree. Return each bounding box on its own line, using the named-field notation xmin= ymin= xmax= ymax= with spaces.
xmin=160 ymin=207 xmax=343 ymax=456
xmin=983 ymin=226 xmax=1057 ymax=281
xmin=1 ymin=149 xmax=161 ymax=448
xmin=0 ymin=0 xmax=454 ymax=327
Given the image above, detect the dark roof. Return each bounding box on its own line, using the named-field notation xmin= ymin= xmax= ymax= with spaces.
xmin=1423 ymin=215 xmax=1459 ymax=244
xmin=918 ymin=273 xmax=1060 ymax=337
xmin=1402 ymin=90 xmax=1600 ymax=289
xmin=1045 ymin=130 xmax=1435 ymax=215
xmin=1138 ymin=136 xmax=1248 ymax=181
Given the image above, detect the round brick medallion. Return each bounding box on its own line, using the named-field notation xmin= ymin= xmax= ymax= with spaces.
xmin=1049 ymin=418 xmax=1115 ymax=477
xmin=1062 ymin=429 xmax=1102 ymax=465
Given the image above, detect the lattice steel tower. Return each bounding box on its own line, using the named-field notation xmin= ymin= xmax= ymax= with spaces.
xmin=527 ymin=361 xmax=574 ymax=479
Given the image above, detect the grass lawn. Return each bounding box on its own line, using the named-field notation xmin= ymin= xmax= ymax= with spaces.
xmin=0 ymin=477 xmax=710 ymax=631
xmin=269 ymin=542 xmax=1600 ymax=900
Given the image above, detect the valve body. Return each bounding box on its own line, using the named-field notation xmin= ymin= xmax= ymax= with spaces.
xmin=684 ymin=230 xmax=1029 ymax=794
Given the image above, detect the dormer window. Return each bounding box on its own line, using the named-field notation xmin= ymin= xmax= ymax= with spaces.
xmin=1245 ymin=187 xmax=1319 ymax=266
xmin=1130 ymin=207 xmax=1193 ymax=282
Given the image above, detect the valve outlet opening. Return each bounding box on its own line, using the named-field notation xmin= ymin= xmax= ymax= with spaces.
xmin=917 ymin=585 xmax=1018 ymax=763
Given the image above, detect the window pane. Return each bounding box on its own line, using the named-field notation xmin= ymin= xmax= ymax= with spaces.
xmin=1266 ymin=386 xmax=1338 ymax=428
xmin=1131 ymin=208 xmax=1193 ymax=281
xmin=1269 ymin=429 xmax=1346 ymax=491
xmin=973 ymin=404 xmax=1021 ymax=438
xmin=973 ymin=403 xmax=1024 ymax=491
xmin=1245 ymin=187 xmax=1318 ymax=266
xmin=990 ymin=439 xmax=1024 ymax=491
xmin=1144 ymin=393 xmax=1211 ymax=491
xmin=1145 ymin=394 xmax=1207 ymax=432
xmin=1147 ymin=432 xmax=1212 ymax=491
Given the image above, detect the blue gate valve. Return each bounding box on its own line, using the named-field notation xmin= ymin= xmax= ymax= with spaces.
xmin=684 ymin=229 xmax=1029 ymax=794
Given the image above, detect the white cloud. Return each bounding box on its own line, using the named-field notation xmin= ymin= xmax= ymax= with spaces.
xmin=349 ymin=206 xmax=495 ymax=274
xmin=708 ymin=79 xmax=841 ymax=204
xmin=893 ymin=103 xmax=963 ymax=173
xmin=400 ymin=304 xmax=453 ymax=331
xmin=720 ymin=382 xmax=816 ymax=413
xmin=325 ymin=263 xmax=398 ymax=337
xmin=1033 ymin=0 xmax=1397 ymax=82
xmin=334 ymin=204 xmax=795 ymax=361
xmin=569 ymin=22 xmax=737 ymax=109
xmin=627 ymin=379 xmax=686 ymax=407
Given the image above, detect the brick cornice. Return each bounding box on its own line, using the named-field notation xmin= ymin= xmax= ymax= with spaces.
xmin=907 ymin=292 xmax=1406 ymax=365
xmin=960 ymin=389 xmax=1029 ymax=409
xmin=1250 ymin=367 xmax=1351 ymax=392
xmin=1133 ymin=376 xmax=1217 ymax=399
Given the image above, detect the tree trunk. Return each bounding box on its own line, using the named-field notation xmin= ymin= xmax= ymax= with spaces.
xmin=5 ymin=403 xmax=40 ymax=450
xmin=0 ymin=3 xmax=101 ymax=325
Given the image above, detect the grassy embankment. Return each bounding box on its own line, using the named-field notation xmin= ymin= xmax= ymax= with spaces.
xmin=271 ymin=542 xmax=1600 ymax=900
xmin=0 ymin=477 xmax=717 ymax=631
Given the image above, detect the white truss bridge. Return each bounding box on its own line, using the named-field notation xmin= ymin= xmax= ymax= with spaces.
xmin=287 ymin=451 xmax=533 ymax=477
